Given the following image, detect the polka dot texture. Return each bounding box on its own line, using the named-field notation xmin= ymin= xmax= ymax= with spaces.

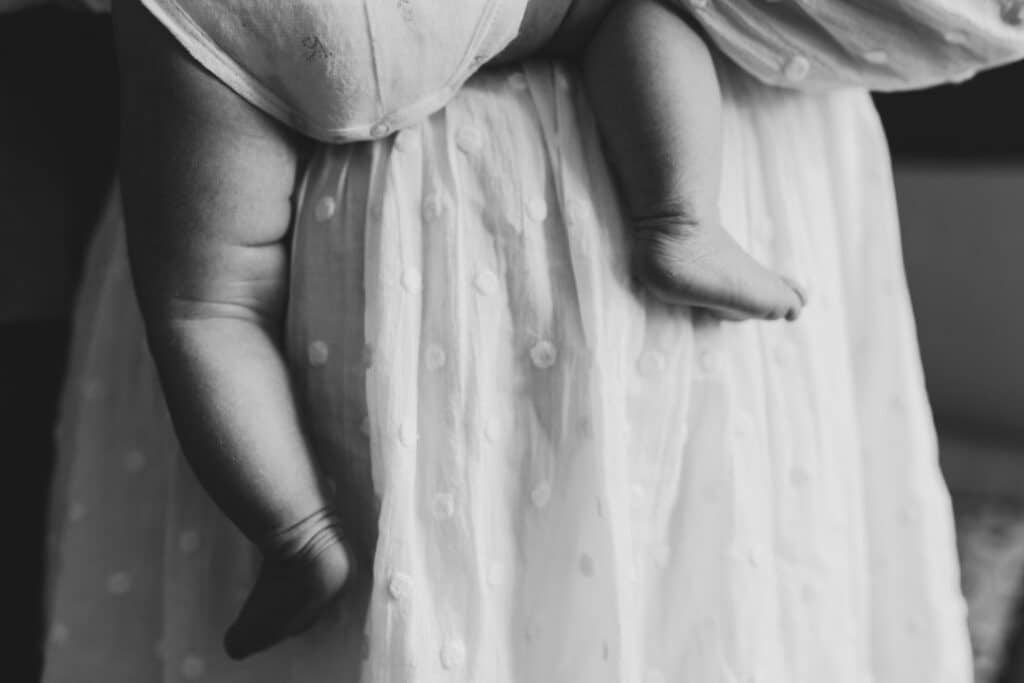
xmin=43 ymin=63 xmax=971 ymax=682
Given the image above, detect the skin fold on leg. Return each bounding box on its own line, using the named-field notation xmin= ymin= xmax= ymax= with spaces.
xmin=114 ymin=0 xmax=355 ymax=659
xmin=110 ymin=0 xmax=803 ymax=662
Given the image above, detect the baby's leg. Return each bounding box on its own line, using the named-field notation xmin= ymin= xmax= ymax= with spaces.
xmin=582 ymin=0 xmax=805 ymax=320
xmin=114 ymin=0 xmax=353 ymax=659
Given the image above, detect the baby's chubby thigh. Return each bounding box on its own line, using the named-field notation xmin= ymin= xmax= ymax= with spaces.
xmin=116 ymin=0 xmax=362 ymax=659
xmin=115 ymin=0 xmax=304 ymax=299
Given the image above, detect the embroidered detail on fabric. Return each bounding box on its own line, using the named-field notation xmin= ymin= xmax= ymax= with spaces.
xmin=302 ymin=35 xmax=333 ymax=62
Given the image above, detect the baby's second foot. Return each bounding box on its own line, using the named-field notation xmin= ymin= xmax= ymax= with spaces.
xmin=631 ymin=217 xmax=806 ymax=321
xmin=224 ymin=508 xmax=353 ymax=659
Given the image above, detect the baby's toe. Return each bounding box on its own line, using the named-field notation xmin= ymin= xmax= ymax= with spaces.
xmin=783 ymin=276 xmax=808 ymax=306
xmin=778 ymin=276 xmax=807 ymax=322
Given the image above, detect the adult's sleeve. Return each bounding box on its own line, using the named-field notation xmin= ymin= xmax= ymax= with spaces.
xmin=679 ymin=0 xmax=1024 ymax=91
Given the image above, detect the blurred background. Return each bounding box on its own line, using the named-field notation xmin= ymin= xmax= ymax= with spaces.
xmin=875 ymin=69 xmax=1024 ymax=683
xmin=2 ymin=7 xmax=1023 ymax=682
xmin=1 ymin=8 xmax=117 ymax=681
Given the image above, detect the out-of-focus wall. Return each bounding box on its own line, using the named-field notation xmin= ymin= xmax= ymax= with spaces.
xmin=895 ymin=164 xmax=1024 ymax=682
xmin=878 ymin=61 xmax=1024 ymax=683
xmin=897 ymin=165 xmax=1024 ymax=450
xmin=0 ymin=8 xmax=117 ymax=322
xmin=876 ymin=61 xmax=1024 ymax=498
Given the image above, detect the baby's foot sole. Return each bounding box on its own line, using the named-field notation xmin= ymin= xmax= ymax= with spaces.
xmin=631 ymin=219 xmax=805 ymax=322
xmin=224 ymin=509 xmax=352 ymax=659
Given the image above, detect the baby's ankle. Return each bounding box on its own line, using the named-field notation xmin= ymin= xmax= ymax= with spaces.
xmin=259 ymin=506 xmax=346 ymax=565
xmin=631 ymin=201 xmax=717 ymax=244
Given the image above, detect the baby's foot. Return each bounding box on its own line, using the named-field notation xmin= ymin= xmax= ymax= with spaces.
xmin=224 ymin=508 xmax=353 ymax=659
xmin=631 ymin=217 xmax=806 ymax=321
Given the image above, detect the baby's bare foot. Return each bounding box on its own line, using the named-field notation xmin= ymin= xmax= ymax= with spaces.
xmin=631 ymin=217 xmax=806 ymax=321
xmin=224 ymin=508 xmax=352 ymax=659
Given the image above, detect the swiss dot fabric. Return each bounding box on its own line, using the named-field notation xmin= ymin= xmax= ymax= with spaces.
xmin=681 ymin=0 xmax=1024 ymax=90
xmin=43 ymin=61 xmax=972 ymax=682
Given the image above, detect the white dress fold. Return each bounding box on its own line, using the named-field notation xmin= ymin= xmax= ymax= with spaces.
xmin=42 ymin=60 xmax=971 ymax=682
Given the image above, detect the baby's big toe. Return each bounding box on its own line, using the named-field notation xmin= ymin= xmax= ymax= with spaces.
xmin=760 ymin=279 xmax=804 ymax=322
xmin=779 ymin=276 xmax=807 ymax=321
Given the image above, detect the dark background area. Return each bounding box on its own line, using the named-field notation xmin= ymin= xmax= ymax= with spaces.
xmin=0 ymin=9 xmax=118 ymax=320
xmin=1 ymin=9 xmax=117 ymax=682
xmin=2 ymin=7 xmax=1023 ymax=682
xmin=875 ymin=66 xmax=1024 ymax=161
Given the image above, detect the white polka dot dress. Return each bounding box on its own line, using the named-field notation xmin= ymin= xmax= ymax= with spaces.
xmin=43 ymin=61 xmax=972 ymax=682
xmin=677 ymin=0 xmax=1024 ymax=91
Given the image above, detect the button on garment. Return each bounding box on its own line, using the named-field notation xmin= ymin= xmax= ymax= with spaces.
xmin=783 ymin=55 xmax=811 ymax=82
